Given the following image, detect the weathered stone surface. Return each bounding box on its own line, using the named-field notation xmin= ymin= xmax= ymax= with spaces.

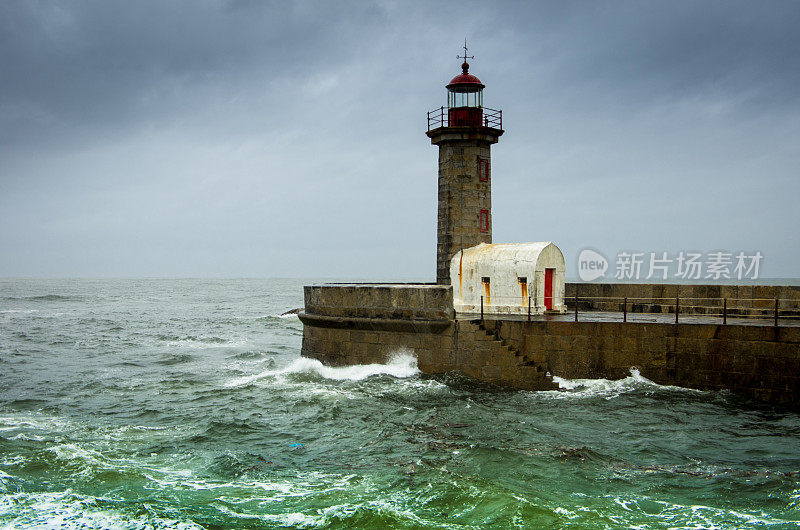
xmin=428 ymin=128 xmax=502 ymax=284
xmin=304 ymin=284 xmax=454 ymax=320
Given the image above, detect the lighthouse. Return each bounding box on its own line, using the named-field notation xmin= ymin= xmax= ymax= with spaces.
xmin=427 ymin=45 xmax=504 ymax=284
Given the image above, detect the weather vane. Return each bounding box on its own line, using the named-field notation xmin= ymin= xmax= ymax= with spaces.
xmin=457 ymin=38 xmax=474 ymax=63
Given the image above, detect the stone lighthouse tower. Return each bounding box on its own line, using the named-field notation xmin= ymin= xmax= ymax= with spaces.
xmin=427 ymin=47 xmax=503 ymax=284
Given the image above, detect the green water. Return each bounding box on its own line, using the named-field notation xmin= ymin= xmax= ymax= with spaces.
xmin=1 ymin=279 xmax=798 ymax=528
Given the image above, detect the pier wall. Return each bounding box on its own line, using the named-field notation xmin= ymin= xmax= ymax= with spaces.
xmin=300 ymin=284 xmax=800 ymax=407
xmin=481 ymin=319 xmax=800 ymax=407
xmin=299 ymin=284 xmax=554 ymax=388
xmin=300 ymin=284 xmax=455 ymax=369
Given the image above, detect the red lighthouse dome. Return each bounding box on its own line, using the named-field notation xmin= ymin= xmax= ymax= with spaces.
xmin=446 ymin=62 xmax=485 ymax=91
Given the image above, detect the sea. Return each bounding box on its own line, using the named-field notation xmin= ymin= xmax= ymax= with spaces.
xmin=1 ymin=278 xmax=799 ymax=529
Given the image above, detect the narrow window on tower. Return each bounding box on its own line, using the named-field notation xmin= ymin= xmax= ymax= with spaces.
xmin=480 ymin=209 xmax=489 ymax=232
xmin=477 ymin=157 xmax=489 ymax=182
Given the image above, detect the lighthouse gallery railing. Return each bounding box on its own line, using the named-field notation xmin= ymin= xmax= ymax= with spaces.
xmin=427 ymin=106 xmax=502 ymax=131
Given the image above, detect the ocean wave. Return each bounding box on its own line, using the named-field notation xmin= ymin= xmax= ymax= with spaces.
xmin=4 ymin=294 xmax=80 ymax=302
xmin=1 ymin=440 xmax=359 ymax=527
xmin=155 ymin=353 xmax=194 ymax=366
xmin=146 ymin=470 xmax=357 ymax=500
xmin=0 ymin=414 xmax=74 ymax=435
xmin=0 ymin=490 xmax=204 ymax=529
xmin=224 ymin=351 xmax=420 ymax=387
xmin=547 ymin=367 xmax=703 ymax=400
xmin=47 ymin=443 xmax=117 ymax=475
xmin=227 ymin=350 xmax=268 ymax=361
xmin=0 ymin=309 xmax=65 ymax=319
xmin=158 ymin=334 xmax=227 ymax=344
xmin=158 ymin=335 xmax=247 ymax=349
xmin=0 ymin=468 xmax=13 ymax=489
xmin=254 ymin=314 xmax=302 ymax=324
xmin=213 ymin=505 xmax=321 ymax=527
xmin=607 ymin=493 xmax=793 ymax=527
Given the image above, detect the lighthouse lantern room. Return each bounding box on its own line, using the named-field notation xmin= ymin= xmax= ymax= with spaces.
xmin=446 ymin=61 xmax=485 ymax=127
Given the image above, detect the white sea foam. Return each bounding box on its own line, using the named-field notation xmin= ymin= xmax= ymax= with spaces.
xmin=318 ymin=498 xmax=427 ymax=527
xmin=213 ymin=504 xmax=322 ymax=526
xmin=609 ymin=494 xmax=790 ymax=527
xmin=47 ymin=443 xmax=115 ymax=477
xmin=145 ymin=470 xmax=355 ymax=505
xmin=0 ymin=455 xmax=26 ymax=468
xmin=548 ymin=367 xmax=701 ymax=400
xmin=0 ymin=490 xmax=203 ymax=529
xmin=0 ymin=469 xmax=13 ymax=489
xmin=225 ymin=351 xmax=419 ymax=387
xmin=0 ymin=414 xmax=73 ymax=434
xmin=165 ymin=337 xmax=248 ymax=349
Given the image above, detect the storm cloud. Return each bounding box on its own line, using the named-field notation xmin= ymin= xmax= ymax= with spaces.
xmin=1 ymin=1 xmax=798 ymax=278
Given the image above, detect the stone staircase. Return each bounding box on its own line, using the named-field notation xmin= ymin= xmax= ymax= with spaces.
xmin=471 ymin=320 xmax=559 ymax=390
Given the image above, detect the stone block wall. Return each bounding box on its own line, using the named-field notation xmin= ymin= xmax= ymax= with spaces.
xmin=300 ymin=284 xmax=455 ymax=367
xmin=484 ymin=319 xmax=800 ymax=407
xmin=427 ymin=127 xmax=502 ymax=284
xmin=304 ymin=284 xmax=454 ymax=320
xmin=435 ymin=140 xmax=493 ymax=285
xmin=301 ymin=323 xmax=456 ymax=369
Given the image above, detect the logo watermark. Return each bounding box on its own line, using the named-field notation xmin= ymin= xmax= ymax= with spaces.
xmin=577 ymin=249 xmax=763 ymax=281
xmin=577 ymin=249 xmax=609 ymax=282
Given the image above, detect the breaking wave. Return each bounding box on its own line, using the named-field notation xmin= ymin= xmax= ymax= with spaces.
xmin=4 ymin=294 xmax=80 ymax=302
xmin=225 ymin=351 xmax=419 ymax=387
xmin=0 ymin=490 xmax=204 ymax=529
xmin=549 ymin=367 xmax=702 ymax=399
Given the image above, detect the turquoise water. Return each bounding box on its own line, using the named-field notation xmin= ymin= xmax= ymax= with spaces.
xmin=1 ymin=278 xmax=799 ymax=529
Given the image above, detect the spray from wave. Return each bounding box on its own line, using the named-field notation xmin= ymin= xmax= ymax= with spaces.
xmin=550 ymin=367 xmax=702 ymax=399
xmin=225 ymin=351 xmax=419 ymax=387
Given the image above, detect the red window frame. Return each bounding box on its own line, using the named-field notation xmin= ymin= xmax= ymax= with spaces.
xmin=480 ymin=209 xmax=490 ymax=232
xmin=478 ymin=157 xmax=489 ymax=182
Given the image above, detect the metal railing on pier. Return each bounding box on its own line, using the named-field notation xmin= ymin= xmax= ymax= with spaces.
xmin=567 ymin=295 xmax=798 ymax=326
xmin=470 ymin=295 xmax=799 ymax=327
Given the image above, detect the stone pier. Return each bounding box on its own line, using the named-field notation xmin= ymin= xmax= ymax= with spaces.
xmin=300 ymin=283 xmax=800 ymax=408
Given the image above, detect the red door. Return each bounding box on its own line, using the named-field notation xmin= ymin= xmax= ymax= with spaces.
xmin=544 ymin=268 xmax=554 ymax=310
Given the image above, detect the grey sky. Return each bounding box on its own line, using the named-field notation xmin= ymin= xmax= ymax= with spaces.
xmin=1 ymin=1 xmax=798 ymax=278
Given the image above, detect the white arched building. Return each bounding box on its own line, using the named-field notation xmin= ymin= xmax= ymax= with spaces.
xmin=450 ymin=242 xmax=567 ymax=315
